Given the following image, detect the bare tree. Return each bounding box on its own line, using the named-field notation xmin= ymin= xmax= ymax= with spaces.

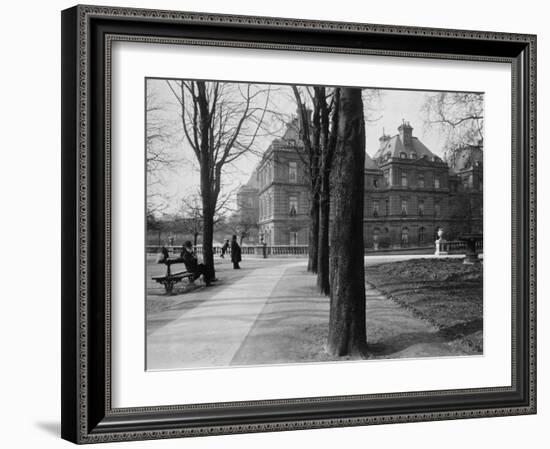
xmin=146 ymin=87 xmax=181 ymax=222
xmin=177 ymin=195 xmax=203 ymax=246
xmin=422 ymin=92 xmax=484 ymax=152
xmin=146 ymin=89 xmax=176 ymax=176
xmin=233 ymin=196 xmax=259 ymax=245
xmin=292 ymin=86 xmax=340 ymax=293
xmin=317 ymin=88 xmax=339 ymax=295
xmin=327 ymin=87 xmax=367 ymax=357
xmin=292 ymin=86 xmax=321 ymax=273
xmin=166 ymin=80 xmax=270 ymax=279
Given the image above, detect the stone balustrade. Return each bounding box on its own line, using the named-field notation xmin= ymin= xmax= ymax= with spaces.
xmin=147 ymin=240 xmax=482 ymax=257
xmin=147 ymin=245 xmax=309 ymax=257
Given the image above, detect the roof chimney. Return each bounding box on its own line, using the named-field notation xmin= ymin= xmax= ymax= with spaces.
xmin=398 ymin=121 xmax=413 ymax=147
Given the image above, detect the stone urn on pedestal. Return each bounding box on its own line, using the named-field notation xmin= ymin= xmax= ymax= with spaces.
xmin=435 ymin=227 xmax=448 ymax=256
xmin=373 ymin=234 xmax=379 ymax=251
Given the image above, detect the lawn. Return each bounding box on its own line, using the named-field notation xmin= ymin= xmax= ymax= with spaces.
xmin=365 ymin=258 xmax=483 ymax=352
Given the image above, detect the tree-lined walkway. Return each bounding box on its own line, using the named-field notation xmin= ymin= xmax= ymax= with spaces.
xmin=147 ymin=260 xmax=303 ymax=369
xmin=147 ymin=256 xmax=472 ymax=370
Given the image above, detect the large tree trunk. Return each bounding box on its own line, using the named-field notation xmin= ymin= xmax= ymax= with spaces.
xmin=202 ymin=208 xmax=215 ymax=280
xmin=317 ymin=87 xmax=337 ymax=296
xmin=198 ymin=81 xmax=216 ymax=280
xmin=327 ymin=87 xmax=366 ymax=357
xmin=317 ymin=175 xmax=330 ymax=294
xmin=307 ymin=195 xmax=319 ymax=273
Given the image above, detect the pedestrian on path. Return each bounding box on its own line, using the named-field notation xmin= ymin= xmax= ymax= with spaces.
xmin=220 ymin=239 xmax=229 ymax=258
xmin=231 ymin=235 xmax=242 ymax=269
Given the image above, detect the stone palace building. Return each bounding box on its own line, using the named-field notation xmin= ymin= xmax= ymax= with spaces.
xmin=235 ymin=119 xmax=483 ymax=249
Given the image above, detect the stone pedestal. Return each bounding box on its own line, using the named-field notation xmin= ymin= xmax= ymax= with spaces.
xmin=435 ymin=239 xmax=448 ymax=256
xmin=434 ymin=228 xmax=448 ymax=256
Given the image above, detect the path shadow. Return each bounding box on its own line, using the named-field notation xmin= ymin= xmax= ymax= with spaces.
xmin=367 ymin=319 xmax=483 ymax=357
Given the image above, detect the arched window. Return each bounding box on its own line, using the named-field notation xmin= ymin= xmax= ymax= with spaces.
xmin=289 ymin=230 xmax=298 ymax=246
xmin=400 ymin=152 xmax=407 ymax=159
xmin=289 ymin=195 xmax=298 ymax=216
xmin=288 ymin=161 xmax=297 ymax=182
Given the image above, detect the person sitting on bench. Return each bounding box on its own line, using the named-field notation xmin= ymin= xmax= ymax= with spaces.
xmin=180 ymin=241 xmax=211 ymax=285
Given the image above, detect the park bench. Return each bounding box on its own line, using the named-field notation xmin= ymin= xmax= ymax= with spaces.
xmin=152 ymin=257 xmax=195 ymax=294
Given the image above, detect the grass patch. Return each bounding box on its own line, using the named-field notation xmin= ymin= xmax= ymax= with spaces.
xmin=365 ymin=258 xmax=483 ymax=345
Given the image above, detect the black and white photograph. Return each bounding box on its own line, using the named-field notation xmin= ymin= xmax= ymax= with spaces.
xmin=145 ymin=79 xmax=484 ymax=370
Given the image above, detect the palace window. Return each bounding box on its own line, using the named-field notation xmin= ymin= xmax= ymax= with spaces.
xmin=290 ymin=231 xmax=298 ymax=246
xmin=385 ymin=199 xmax=390 ymax=216
xmin=418 ymin=227 xmax=426 ymax=244
xmin=373 ymin=228 xmax=380 ymax=248
xmin=401 ymin=171 xmax=408 ymax=187
xmin=434 ymin=201 xmax=441 ymax=217
xmin=372 ymin=200 xmax=379 ymax=217
xmin=418 ymin=173 xmax=425 ymax=188
xmin=400 ymin=152 xmax=407 ymax=159
xmin=288 ymin=161 xmax=297 ymax=182
xmin=401 ymin=199 xmax=408 ymax=216
xmin=401 ymin=227 xmax=409 ymax=247
xmin=434 ymin=175 xmax=440 ymax=189
xmin=418 ymin=199 xmax=424 ymax=216
xmin=289 ymin=195 xmax=298 ymax=216
xmin=260 ymin=197 xmax=264 ymax=219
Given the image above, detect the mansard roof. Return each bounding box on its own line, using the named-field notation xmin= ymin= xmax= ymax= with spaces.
xmin=238 ymin=169 xmax=259 ymax=193
xmin=364 ymin=151 xmax=380 ymax=170
xmin=373 ymin=134 xmax=439 ymax=161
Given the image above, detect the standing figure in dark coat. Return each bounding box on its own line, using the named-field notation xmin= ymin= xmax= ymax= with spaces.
xmin=180 ymin=241 xmax=211 ymax=285
xmin=230 ymin=235 xmax=242 ymax=269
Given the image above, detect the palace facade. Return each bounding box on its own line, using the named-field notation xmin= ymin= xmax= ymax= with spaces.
xmin=236 ymin=120 xmax=483 ymax=248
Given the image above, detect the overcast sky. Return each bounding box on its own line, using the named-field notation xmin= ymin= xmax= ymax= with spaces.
xmin=146 ymin=79 xmax=455 ymax=216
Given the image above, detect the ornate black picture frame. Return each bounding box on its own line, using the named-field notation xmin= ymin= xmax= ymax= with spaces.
xmin=61 ymin=4 xmax=536 ymax=444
